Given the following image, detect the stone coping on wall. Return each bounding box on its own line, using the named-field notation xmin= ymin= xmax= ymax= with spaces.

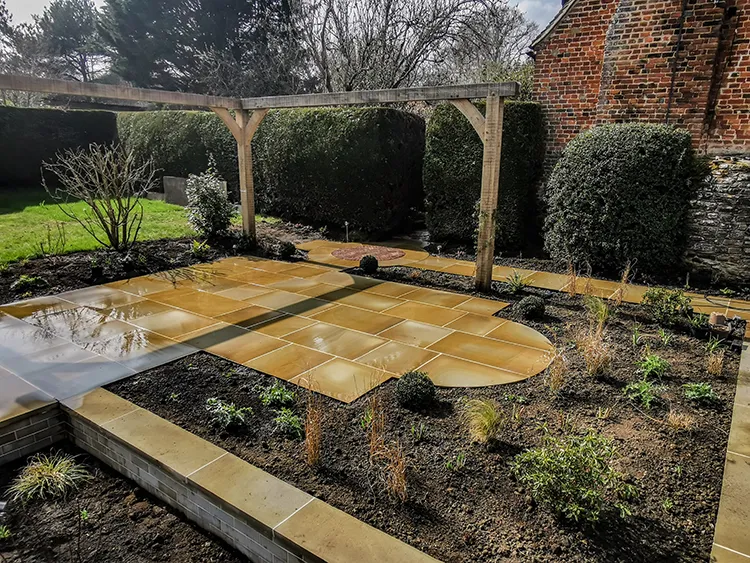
xmin=62 ymin=387 xmax=440 ymax=563
xmin=711 ymin=336 xmax=750 ymax=562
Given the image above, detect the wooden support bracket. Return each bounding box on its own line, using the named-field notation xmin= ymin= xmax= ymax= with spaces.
xmin=450 ymin=99 xmax=486 ymax=140
xmin=211 ymin=107 xmax=270 ymax=242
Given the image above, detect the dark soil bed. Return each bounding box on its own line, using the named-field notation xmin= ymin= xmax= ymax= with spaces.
xmin=0 ymin=443 xmax=244 ymax=562
xmin=107 ymin=275 xmax=741 ymax=563
xmin=0 ymin=221 xmax=325 ymax=306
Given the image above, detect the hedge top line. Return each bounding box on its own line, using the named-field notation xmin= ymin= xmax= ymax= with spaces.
xmin=0 ymin=74 xmax=520 ymax=110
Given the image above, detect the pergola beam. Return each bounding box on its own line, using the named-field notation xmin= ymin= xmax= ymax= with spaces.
xmin=241 ymin=83 xmax=518 ymax=109
xmin=0 ymin=74 xmax=241 ymax=109
xmin=0 ymin=74 xmax=515 ymax=290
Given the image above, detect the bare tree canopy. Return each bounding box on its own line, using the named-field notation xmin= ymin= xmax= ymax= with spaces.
xmin=294 ymin=0 xmax=538 ymax=92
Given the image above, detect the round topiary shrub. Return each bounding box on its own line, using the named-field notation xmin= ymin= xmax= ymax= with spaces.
xmin=544 ymin=123 xmax=703 ymax=275
xmin=396 ymin=371 xmax=436 ymax=409
xmin=515 ymin=295 xmax=545 ymax=319
xmin=360 ymin=254 xmax=378 ymax=274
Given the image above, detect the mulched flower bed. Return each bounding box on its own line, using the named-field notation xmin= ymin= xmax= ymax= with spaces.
xmin=0 ymin=443 xmax=243 ymax=562
xmin=0 ymin=221 xmax=324 ymax=306
xmin=107 ymin=276 xmax=741 ymax=563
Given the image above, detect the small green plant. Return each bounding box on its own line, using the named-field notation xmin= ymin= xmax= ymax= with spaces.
xmin=410 ymin=422 xmax=426 ymax=443
xmin=395 ymin=371 xmax=436 ymax=410
xmin=0 ymin=525 xmax=10 ymax=540
xmin=0 ymin=262 xmax=9 ymax=275
xmin=515 ymin=295 xmax=545 ymax=320
xmin=504 ymin=393 xmax=529 ymax=405
xmin=706 ymin=336 xmax=724 ymax=354
xmin=657 ymin=328 xmax=673 ymax=347
xmin=360 ymin=406 xmax=374 ymax=430
xmin=683 ymin=382 xmax=719 ymax=405
xmin=359 ymin=254 xmax=379 ymax=274
xmin=642 ymin=288 xmax=692 ymax=325
xmin=445 ymin=452 xmax=467 ymax=472
xmin=688 ymin=313 xmax=709 ymax=332
xmin=596 ymin=407 xmax=612 ymax=420
xmin=719 ymin=287 xmax=735 ymax=297
xmin=8 ymin=452 xmax=91 ymax=503
xmin=460 ymin=398 xmax=507 ymax=444
xmin=80 ymin=508 xmax=90 ymax=522
xmin=274 ymin=408 xmax=304 ymax=439
xmin=511 ymin=430 xmax=637 ymax=523
xmin=624 ymin=379 xmax=660 ymax=409
xmin=10 ymin=274 xmax=47 ymax=293
xmin=191 ymin=240 xmax=212 ymax=260
xmin=662 ymin=498 xmax=674 ymax=513
xmin=223 ymin=369 xmax=237 ymax=379
xmin=584 ymin=296 xmax=610 ymax=329
xmin=168 ymin=393 xmax=180 ymax=402
xmin=259 ymin=381 xmax=297 ymax=408
xmin=206 ymin=398 xmax=253 ymax=430
xmin=637 ymin=353 xmax=670 ymax=379
xmin=504 ymin=270 xmax=528 ymax=294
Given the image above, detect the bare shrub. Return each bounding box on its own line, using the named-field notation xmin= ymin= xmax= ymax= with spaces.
xmin=305 ymin=391 xmax=323 ymax=467
xmin=575 ymin=327 xmax=612 ymax=376
xmin=612 ymin=261 xmax=633 ymax=306
xmin=707 ymin=350 xmax=725 ymax=377
xmin=375 ymin=442 xmax=407 ymax=502
xmin=665 ymin=409 xmax=695 ymax=432
xmin=566 ymin=261 xmax=578 ymax=298
xmin=42 ymin=144 xmax=156 ymax=251
xmin=546 ymin=347 xmax=570 ymax=395
xmin=362 ymin=389 xmax=386 ymax=459
xmin=37 ymin=221 xmax=67 ymax=260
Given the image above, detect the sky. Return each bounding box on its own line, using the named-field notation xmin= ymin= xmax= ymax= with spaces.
xmin=6 ymin=0 xmax=562 ymax=29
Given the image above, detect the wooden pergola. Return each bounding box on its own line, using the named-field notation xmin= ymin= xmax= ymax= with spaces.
xmin=0 ymin=74 xmax=519 ymax=291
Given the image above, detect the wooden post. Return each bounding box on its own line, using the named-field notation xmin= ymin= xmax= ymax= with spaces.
xmin=474 ymin=93 xmax=505 ymax=292
xmin=211 ymin=107 xmax=268 ymax=243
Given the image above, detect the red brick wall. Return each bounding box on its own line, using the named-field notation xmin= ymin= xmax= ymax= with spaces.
xmin=532 ymin=0 xmax=750 ymax=160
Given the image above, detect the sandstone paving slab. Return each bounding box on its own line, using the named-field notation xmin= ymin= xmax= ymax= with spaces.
xmin=100 ymin=407 xmax=225 ymax=476
xmin=0 ymin=368 xmax=55 ymax=424
xmin=274 ymin=498 xmax=439 ymax=563
xmin=355 ymin=341 xmax=437 ymax=375
xmin=399 ymin=287 xmax=472 ymax=309
xmin=713 ymin=452 xmax=750 ymax=558
xmin=444 ymin=313 xmax=507 ymax=336
xmin=190 ymin=453 xmax=313 ymax=534
xmin=245 ymin=344 xmax=333 ymax=381
xmin=310 ymin=305 xmax=402 ymax=335
xmin=290 ymin=358 xmax=391 ymax=403
xmin=383 ymin=301 xmax=466 ymax=327
xmin=285 ymin=323 xmax=386 ymax=360
xmin=419 ymin=355 xmax=526 ymax=387
xmin=378 ymin=320 xmax=452 ymax=348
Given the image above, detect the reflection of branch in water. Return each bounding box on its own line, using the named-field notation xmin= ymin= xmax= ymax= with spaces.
xmin=88 ymin=329 xmax=149 ymax=357
xmin=31 ymin=307 xmax=108 ymax=344
xmin=151 ymin=267 xmax=216 ymax=287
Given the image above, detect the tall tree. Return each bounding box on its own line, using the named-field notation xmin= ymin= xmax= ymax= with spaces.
xmin=99 ymin=0 xmax=310 ymax=96
xmin=294 ymin=0 xmax=537 ymax=92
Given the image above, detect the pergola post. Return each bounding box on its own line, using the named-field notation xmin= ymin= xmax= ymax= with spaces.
xmin=450 ymin=94 xmax=505 ymax=292
xmin=211 ymin=107 xmax=269 ymax=243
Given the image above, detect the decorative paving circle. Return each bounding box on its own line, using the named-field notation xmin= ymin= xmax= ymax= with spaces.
xmin=331 ymin=245 xmax=406 ymax=262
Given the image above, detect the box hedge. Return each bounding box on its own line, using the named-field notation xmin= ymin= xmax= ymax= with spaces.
xmin=0 ymin=106 xmax=117 ymax=186
xmin=118 ymin=107 xmax=425 ymax=235
xmin=544 ymin=123 xmax=702 ymax=275
xmin=423 ymin=101 xmax=545 ymax=251
xmin=252 ymin=107 xmax=425 ymax=235
xmin=117 ymin=111 xmax=238 ymax=195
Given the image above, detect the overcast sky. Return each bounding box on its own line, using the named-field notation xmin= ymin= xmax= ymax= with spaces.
xmin=7 ymin=0 xmax=562 ymax=29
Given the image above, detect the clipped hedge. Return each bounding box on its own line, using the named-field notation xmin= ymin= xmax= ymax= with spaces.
xmin=423 ymin=101 xmax=544 ymax=251
xmin=544 ymin=123 xmax=702 ymax=275
xmin=117 ymin=111 xmax=238 ymax=194
xmin=0 ymin=106 xmax=117 ymax=185
xmin=253 ymin=108 xmax=425 ymax=235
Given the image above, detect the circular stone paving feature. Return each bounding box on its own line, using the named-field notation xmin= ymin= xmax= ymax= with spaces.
xmin=331 ymin=245 xmax=406 ymax=262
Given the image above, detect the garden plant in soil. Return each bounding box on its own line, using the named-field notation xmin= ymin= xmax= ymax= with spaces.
xmin=0 ymin=445 xmax=243 ymax=562
xmin=107 ymin=266 xmax=741 ymax=563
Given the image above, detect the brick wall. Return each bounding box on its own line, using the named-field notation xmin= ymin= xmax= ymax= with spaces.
xmin=531 ymin=0 xmax=750 ymax=165
xmin=0 ymin=405 xmax=65 ymax=466
xmin=67 ymin=412 xmax=309 ymax=563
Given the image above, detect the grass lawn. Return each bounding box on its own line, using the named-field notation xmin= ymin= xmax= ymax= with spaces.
xmin=0 ymin=187 xmax=197 ymax=263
